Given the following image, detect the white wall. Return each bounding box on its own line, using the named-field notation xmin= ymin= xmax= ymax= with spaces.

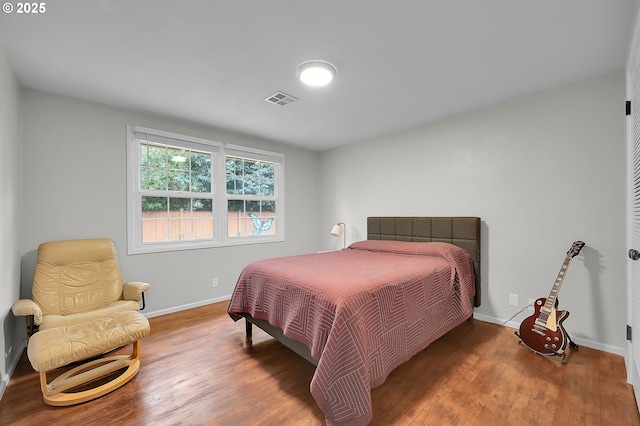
xmin=19 ymin=89 xmax=322 ymax=319
xmin=320 ymin=71 xmax=626 ymax=353
xmin=0 ymin=43 xmax=22 ymax=397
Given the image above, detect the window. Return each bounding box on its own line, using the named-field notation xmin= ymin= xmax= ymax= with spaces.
xmin=127 ymin=126 xmax=284 ymax=254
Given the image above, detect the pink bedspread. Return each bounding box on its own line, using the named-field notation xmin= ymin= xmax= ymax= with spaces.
xmin=228 ymin=240 xmax=475 ymax=425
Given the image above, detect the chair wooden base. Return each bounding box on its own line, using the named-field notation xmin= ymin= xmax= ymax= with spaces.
xmin=39 ymin=340 xmax=142 ymax=406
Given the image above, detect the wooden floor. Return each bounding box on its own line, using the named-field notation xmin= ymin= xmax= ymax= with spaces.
xmin=1 ymin=301 xmax=639 ymax=425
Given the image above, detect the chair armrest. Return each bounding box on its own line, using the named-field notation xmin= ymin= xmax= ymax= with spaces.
xmin=123 ymin=281 xmax=150 ymax=302
xmin=12 ymin=299 xmax=43 ymax=325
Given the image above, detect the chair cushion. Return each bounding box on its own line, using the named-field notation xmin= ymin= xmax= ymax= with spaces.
xmin=38 ymin=300 xmax=141 ymax=331
xmin=27 ymin=310 xmax=150 ymax=372
xmin=33 ymin=238 xmax=125 ymax=316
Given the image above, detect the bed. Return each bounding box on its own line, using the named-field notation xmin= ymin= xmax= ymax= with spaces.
xmin=227 ymin=216 xmax=481 ymax=425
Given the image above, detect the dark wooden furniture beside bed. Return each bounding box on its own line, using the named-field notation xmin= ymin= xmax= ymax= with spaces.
xmin=228 ymin=216 xmax=481 ymax=425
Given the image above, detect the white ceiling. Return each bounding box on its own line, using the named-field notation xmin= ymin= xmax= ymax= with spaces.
xmin=0 ymin=1 xmax=637 ymax=151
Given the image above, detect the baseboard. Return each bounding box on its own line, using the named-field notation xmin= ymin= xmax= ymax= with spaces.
xmin=144 ymin=301 xmax=627 ymax=356
xmin=473 ymin=312 xmax=625 ymax=357
xmin=147 ymin=301 xmax=626 ymax=356
xmin=142 ymin=295 xmax=232 ymax=319
xmin=0 ymin=339 xmax=27 ymax=400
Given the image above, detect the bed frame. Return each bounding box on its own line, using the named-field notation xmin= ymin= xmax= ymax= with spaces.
xmin=241 ymin=216 xmax=482 ymax=365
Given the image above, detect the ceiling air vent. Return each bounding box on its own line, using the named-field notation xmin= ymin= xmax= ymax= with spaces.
xmin=265 ymin=91 xmax=298 ymax=106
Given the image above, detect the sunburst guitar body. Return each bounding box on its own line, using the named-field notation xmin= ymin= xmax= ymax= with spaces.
xmin=515 ymin=241 xmax=584 ymax=364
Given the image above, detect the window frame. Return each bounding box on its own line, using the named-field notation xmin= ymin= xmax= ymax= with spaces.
xmin=224 ymin=144 xmax=284 ymax=240
xmin=127 ymin=126 xmax=285 ymax=254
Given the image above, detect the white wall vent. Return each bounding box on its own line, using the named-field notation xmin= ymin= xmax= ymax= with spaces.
xmin=265 ymin=91 xmax=298 ymax=106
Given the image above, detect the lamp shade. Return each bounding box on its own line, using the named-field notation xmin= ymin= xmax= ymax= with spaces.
xmin=330 ymin=222 xmax=346 ymax=249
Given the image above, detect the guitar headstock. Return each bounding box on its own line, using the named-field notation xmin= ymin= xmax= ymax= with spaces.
xmin=567 ymin=241 xmax=585 ymax=257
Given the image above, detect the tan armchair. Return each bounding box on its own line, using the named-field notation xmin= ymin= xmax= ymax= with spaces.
xmin=12 ymin=238 xmax=151 ymax=406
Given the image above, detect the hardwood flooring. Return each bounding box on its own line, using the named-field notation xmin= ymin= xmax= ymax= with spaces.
xmin=1 ymin=301 xmax=638 ymax=425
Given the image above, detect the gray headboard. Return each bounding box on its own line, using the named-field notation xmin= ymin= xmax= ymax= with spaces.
xmin=367 ymin=216 xmax=481 ymax=307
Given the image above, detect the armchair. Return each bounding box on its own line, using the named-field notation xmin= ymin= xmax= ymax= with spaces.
xmin=12 ymin=238 xmax=151 ymax=406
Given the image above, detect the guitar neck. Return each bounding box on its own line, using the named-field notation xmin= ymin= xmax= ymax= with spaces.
xmin=544 ymin=255 xmax=573 ymax=310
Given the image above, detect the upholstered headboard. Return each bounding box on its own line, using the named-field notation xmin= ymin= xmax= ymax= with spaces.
xmin=367 ymin=216 xmax=481 ymax=307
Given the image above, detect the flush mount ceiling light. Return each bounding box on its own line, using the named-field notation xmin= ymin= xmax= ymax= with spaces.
xmin=296 ymin=60 xmax=337 ymax=87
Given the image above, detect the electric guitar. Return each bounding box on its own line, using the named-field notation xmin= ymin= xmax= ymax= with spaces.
xmin=515 ymin=241 xmax=585 ymax=363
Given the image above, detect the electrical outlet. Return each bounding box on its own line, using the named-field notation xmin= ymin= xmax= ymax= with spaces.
xmin=528 ymin=298 xmax=535 ymax=311
xmin=212 ymin=278 xmax=219 ymax=288
xmin=509 ymin=293 xmax=518 ymax=307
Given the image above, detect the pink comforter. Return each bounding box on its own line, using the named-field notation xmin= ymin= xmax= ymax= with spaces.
xmin=228 ymin=240 xmax=475 ymax=425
